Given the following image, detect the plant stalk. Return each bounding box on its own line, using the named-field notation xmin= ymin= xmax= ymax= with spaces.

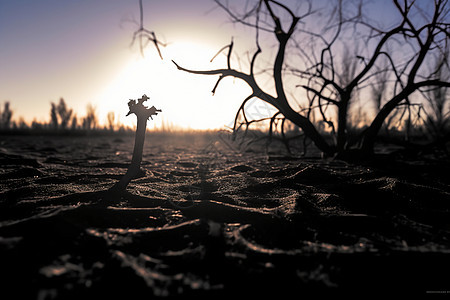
xmin=111 ymin=94 xmax=160 ymax=192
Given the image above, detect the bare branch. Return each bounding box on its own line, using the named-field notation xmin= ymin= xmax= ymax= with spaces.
xmin=130 ymin=0 xmax=165 ymax=59
xmin=210 ymin=38 xmax=234 ymax=70
xmin=213 ymin=0 xmax=273 ymax=32
xmin=300 ymin=85 xmax=339 ymax=105
xmin=233 ymin=94 xmax=256 ymax=132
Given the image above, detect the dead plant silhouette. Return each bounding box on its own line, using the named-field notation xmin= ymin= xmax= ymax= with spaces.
xmin=49 ymin=98 xmax=73 ymax=130
xmin=111 ymin=94 xmax=161 ymax=192
xmin=0 ymin=101 xmax=13 ymax=129
xmin=170 ymin=0 xmax=450 ymax=159
xmin=130 ymin=0 xmax=166 ymax=58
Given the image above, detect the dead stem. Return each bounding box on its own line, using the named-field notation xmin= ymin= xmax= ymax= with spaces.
xmin=111 ymin=94 xmax=161 ymax=192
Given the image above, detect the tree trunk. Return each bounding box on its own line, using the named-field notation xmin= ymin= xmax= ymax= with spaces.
xmin=280 ymin=105 xmax=335 ymax=156
xmin=336 ymin=98 xmax=349 ymax=153
xmin=360 ymin=86 xmax=414 ymax=154
xmin=112 ymin=116 xmax=147 ymax=191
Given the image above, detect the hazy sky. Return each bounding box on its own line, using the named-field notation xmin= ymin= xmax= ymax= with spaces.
xmin=0 ymin=0 xmax=399 ymax=129
xmin=0 ymin=0 xmax=244 ymax=129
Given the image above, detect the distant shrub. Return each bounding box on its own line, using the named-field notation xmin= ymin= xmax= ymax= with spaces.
xmin=0 ymin=102 xmax=13 ymax=129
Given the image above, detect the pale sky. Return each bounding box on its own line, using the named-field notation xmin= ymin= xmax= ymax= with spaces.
xmin=0 ymin=0 xmax=403 ymax=129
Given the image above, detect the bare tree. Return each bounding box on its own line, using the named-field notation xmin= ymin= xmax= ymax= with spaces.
xmin=50 ymin=102 xmax=58 ymax=129
xmin=82 ymin=104 xmax=98 ymax=130
xmin=423 ymin=49 xmax=450 ymax=140
xmin=107 ymin=111 xmax=116 ymax=131
xmin=0 ymin=102 xmax=13 ymax=129
xmin=168 ymin=0 xmax=450 ymax=158
xmin=56 ymin=98 xmax=73 ymax=130
xmin=49 ymin=98 xmax=73 ymax=130
xmin=71 ymin=115 xmax=78 ymax=130
xmin=358 ymin=0 xmax=450 ymax=154
xmin=173 ymin=0 xmax=336 ymax=156
xmin=370 ymin=61 xmax=391 ymax=114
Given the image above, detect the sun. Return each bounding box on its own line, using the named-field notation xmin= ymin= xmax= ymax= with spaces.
xmin=96 ymin=41 xmax=252 ymax=130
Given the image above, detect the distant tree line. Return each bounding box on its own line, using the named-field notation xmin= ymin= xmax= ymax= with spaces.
xmin=48 ymin=98 xmax=99 ymax=131
xmin=0 ymin=98 xmax=130 ymax=134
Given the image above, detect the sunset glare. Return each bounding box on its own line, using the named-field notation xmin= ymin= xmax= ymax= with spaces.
xmin=0 ymin=0 xmax=256 ymax=130
xmin=96 ymin=41 xmax=252 ymax=130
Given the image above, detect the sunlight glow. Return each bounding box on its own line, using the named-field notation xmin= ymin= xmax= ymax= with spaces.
xmin=96 ymin=41 xmax=252 ymax=130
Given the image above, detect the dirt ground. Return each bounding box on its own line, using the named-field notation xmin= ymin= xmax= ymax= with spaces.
xmin=0 ymin=132 xmax=449 ymax=298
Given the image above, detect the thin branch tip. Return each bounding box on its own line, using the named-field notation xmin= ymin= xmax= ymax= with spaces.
xmin=171 ymin=60 xmax=181 ymax=69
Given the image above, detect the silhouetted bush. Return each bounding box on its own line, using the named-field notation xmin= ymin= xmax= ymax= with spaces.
xmin=0 ymin=102 xmax=13 ymax=129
